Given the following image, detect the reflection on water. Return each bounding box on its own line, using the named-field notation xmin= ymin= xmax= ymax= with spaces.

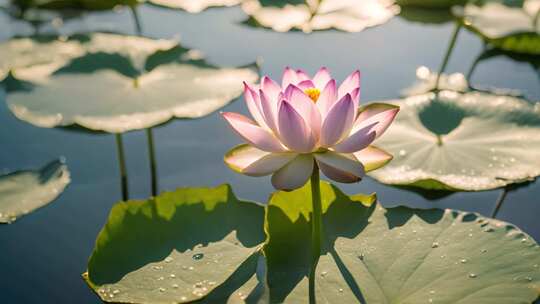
xmin=0 ymin=1 xmax=539 ymax=303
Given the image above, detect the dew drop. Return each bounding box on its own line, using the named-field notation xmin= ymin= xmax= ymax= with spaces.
xmin=208 ymin=281 xmax=216 ymax=286
xmin=468 ymin=233 xmax=473 ymax=237
xmin=481 ymin=249 xmax=487 ymax=253
xmin=321 ymin=271 xmax=328 ymax=277
xmin=172 ymin=284 xmax=179 ymax=289
xmin=193 ymin=253 xmax=204 ymax=260
xmin=468 ymin=273 xmax=477 ymax=278
xmin=188 ymin=266 xmax=194 ymax=270
xmin=431 ymin=242 xmax=439 ymax=248
xmin=358 ymin=253 xmax=365 ymax=260
xmin=181 ymin=296 xmax=188 ymax=301
xmin=526 ymin=277 xmax=533 ymax=282
xmin=399 ymin=150 xmax=407 ymax=156
xmin=159 ymin=287 xmax=166 ymax=292
xmin=428 ymin=299 xmax=433 ymax=303
xmin=164 ymin=257 xmax=173 ymax=263
xmin=194 ymin=282 xmax=203 ymax=288
xmin=521 ymin=238 xmax=528 ymax=243
xmin=483 ymin=227 xmax=494 ymax=232
xmin=112 ymin=289 xmax=120 ymax=295
xmin=460 ymin=259 xmax=467 ymax=264
xmin=170 ymin=274 xmax=176 ymax=278
xmin=157 ymin=276 xmax=164 ymax=281
xmin=338 ymin=288 xmax=344 ymax=293
xmin=430 ymin=290 xmax=435 ymax=294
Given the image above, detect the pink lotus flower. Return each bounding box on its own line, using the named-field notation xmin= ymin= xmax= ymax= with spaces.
xmin=222 ymin=67 xmax=399 ymax=191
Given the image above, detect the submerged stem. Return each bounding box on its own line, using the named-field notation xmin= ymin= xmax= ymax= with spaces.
xmin=146 ymin=128 xmax=158 ymax=197
xmin=491 ymin=186 xmax=509 ymax=218
xmin=308 ymin=163 xmax=323 ymax=304
xmin=130 ymin=5 xmax=143 ymax=36
xmin=435 ymin=22 xmax=462 ymax=90
xmin=115 ymin=133 xmax=129 ymax=201
xmin=465 ymin=43 xmax=487 ymax=89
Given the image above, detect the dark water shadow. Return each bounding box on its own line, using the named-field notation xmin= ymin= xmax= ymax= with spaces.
xmin=393 ymin=184 xmax=455 ymax=201
xmin=398 ymin=6 xmax=454 ymax=25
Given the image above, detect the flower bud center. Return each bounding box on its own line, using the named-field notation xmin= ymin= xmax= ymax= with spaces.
xmin=304 ymin=88 xmax=320 ymax=102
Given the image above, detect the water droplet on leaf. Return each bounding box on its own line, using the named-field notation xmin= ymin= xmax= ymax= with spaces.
xmin=193 ymin=253 xmax=204 ymax=260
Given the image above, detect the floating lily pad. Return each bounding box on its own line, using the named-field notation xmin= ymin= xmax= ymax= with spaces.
xmin=368 ymin=89 xmax=540 ymax=191
xmin=0 ymin=159 xmax=70 ymax=224
xmin=148 ymin=0 xmax=241 ymax=13
xmin=0 ymin=33 xmax=179 ymax=81
xmin=264 ymin=181 xmax=540 ymax=303
xmin=84 ymin=185 xmax=265 ymax=303
xmin=241 ymin=0 xmax=400 ymax=33
xmin=0 ymin=35 xmax=85 ymax=81
xmin=453 ymin=1 xmax=540 ymax=55
xmin=5 ymin=33 xmax=259 ymax=133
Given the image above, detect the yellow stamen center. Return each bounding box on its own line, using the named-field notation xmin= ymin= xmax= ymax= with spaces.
xmin=304 ymin=88 xmax=320 ymax=102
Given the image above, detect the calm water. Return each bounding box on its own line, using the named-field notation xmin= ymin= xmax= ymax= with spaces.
xmin=1 ymin=4 xmax=539 ymax=303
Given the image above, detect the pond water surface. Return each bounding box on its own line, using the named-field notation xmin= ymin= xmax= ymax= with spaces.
xmin=0 ymin=3 xmax=539 ymax=303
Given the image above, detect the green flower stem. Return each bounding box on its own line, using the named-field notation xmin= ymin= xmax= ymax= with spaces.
xmin=146 ymin=128 xmax=158 ymax=197
xmin=435 ymin=22 xmax=462 ymax=90
xmin=115 ymin=133 xmax=129 ymax=201
xmin=309 ymin=162 xmax=323 ymax=304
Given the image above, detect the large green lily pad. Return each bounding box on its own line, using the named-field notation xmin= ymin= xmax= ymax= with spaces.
xmin=367 ymin=89 xmax=540 ymax=191
xmin=264 ymin=181 xmax=540 ymax=303
xmin=84 ymin=182 xmax=540 ymax=302
xmin=0 ymin=159 xmax=70 ymax=224
xmin=453 ymin=1 xmax=540 ymax=55
xmin=148 ymin=0 xmax=241 ymax=13
xmin=241 ymin=0 xmax=400 ymax=33
xmin=84 ymin=185 xmax=266 ymax=303
xmin=5 ymin=33 xmax=258 ymax=133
